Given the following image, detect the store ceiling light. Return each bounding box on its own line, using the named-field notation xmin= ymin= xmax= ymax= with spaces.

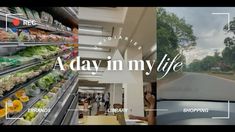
xmin=79 ymin=46 xmax=110 ymax=52
xmin=138 ymin=46 xmax=142 ymax=50
xmin=150 ymin=44 xmax=156 ymax=52
xmin=79 ymin=86 xmax=105 ymax=90
xmin=79 ymin=28 xmax=102 ymax=33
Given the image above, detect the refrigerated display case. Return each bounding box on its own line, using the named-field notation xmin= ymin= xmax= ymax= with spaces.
xmin=0 ymin=7 xmax=79 ymax=125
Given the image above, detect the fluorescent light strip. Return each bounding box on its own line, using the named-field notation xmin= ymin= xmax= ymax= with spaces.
xmin=80 ymin=86 xmax=105 ymax=90
xmin=79 ymin=28 xmax=102 ymax=33
xmin=79 ymin=46 xmax=110 ymax=52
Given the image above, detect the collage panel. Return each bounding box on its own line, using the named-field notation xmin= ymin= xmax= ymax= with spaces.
xmin=0 ymin=7 xmax=157 ymax=125
xmin=78 ymin=7 xmax=157 ymax=125
xmin=0 ymin=7 xmax=79 ymax=125
xmin=157 ymin=7 xmax=235 ymax=125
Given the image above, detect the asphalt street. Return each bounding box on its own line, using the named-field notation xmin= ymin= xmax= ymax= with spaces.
xmin=158 ymin=72 xmax=235 ymax=101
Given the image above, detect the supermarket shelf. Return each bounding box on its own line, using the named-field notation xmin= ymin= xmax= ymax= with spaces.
xmin=41 ymin=74 xmax=79 ymax=125
xmin=0 ymin=11 xmax=75 ymax=37
xmin=0 ymin=49 xmax=72 ymax=103
xmin=0 ymin=48 xmax=71 ymax=77
xmin=0 ymin=42 xmax=70 ymax=48
xmin=2 ymin=70 xmax=73 ymax=125
xmin=0 ymin=59 xmax=41 ymax=77
xmin=0 ymin=70 xmax=52 ymax=102
xmin=48 ymin=7 xmax=79 ymax=28
xmin=2 ymin=90 xmax=48 ymax=125
xmin=61 ymin=91 xmax=79 ymax=125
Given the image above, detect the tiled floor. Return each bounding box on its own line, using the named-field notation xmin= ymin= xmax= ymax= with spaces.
xmin=91 ymin=102 xmax=105 ymax=115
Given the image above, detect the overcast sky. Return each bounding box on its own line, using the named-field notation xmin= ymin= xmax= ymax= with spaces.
xmin=164 ymin=7 xmax=235 ymax=64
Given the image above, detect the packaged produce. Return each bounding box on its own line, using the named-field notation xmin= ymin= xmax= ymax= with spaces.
xmin=0 ymin=108 xmax=6 ymax=118
xmin=0 ymin=7 xmax=10 ymax=13
xmin=50 ymin=87 xmax=60 ymax=94
xmin=32 ymin=10 xmax=41 ymax=22
xmin=11 ymin=100 xmax=23 ymax=113
xmin=14 ymin=7 xmax=27 ymax=19
xmin=24 ymin=8 xmax=35 ymax=20
xmin=0 ymin=57 xmax=20 ymax=67
xmin=40 ymin=11 xmax=49 ymax=24
xmin=25 ymin=83 xmax=41 ymax=97
xmin=15 ymin=89 xmax=26 ymax=99
xmin=36 ymin=75 xmax=55 ymax=91
xmin=0 ymin=61 xmax=56 ymax=96
xmin=0 ymin=28 xmax=18 ymax=42
xmin=0 ymin=98 xmax=12 ymax=107
xmin=43 ymin=92 xmax=55 ymax=100
xmin=48 ymin=34 xmax=59 ymax=42
xmin=4 ymin=99 xmax=23 ymax=114
xmin=48 ymin=14 xmax=53 ymax=25
xmin=18 ymin=30 xmax=31 ymax=42
xmin=53 ymin=20 xmax=60 ymax=28
xmin=0 ymin=75 xmax=15 ymax=92
xmin=34 ymin=100 xmax=47 ymax=108
xmin=22 ymin=111 xmax=38 ymax=122
xmin=19 ymin=96 xmax=29 ymax=103
xmin=37 ymin=34 xmax=48 ymax=42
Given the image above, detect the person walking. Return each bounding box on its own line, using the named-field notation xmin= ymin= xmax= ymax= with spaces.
xmin=104 ymin=92 xmax=110 ymax=115
xmin=95 ymin=93 xmax=101 ymax=113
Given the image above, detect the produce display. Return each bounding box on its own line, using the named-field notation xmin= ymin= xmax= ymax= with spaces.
xmin=36 ymin=70 xmax=63 ymax=91
xmin=0 ymin=28 xmax=75 ymax=43
xmin=15 ymin=89 xmax=30 ymax=103
xmin=22 ymin=111 xmax=38 ymax=122
xmin=0 ymin=28 xmax=18 ymax=42
xmin=0 ymin=69 xmax=69 ymax=121
xmin=0 ymin=98 xmax=23 ymax=119
xmin=0 ymin=61 xmax=54 ymax=96
xmin=16 ymin=45 xmax=62 ymax=59
xmin=25 ymin=83 xmax=41 ymax=97
xmin=43 ymin=93 xmax=55 ymax=100
xmin=0 ymin=7 xmax=76 ymax=43
xmin=14 ymin=7 xmax=27 ymax=19
xmin=0 ymin=45 xmax=63 ymax=70
xmin=28 ymin=28 xmax=75 ymax=43
xmin=18 ymin=100 xmax=47 ymax=124
xmin=0 ymin=6 xmax=78 ymax=125
xmin=0 ymin=7 xmax=11 ymax=14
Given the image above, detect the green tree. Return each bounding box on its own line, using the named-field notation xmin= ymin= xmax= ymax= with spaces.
xmin=157 ymin=8 xmax=196 ymax=68
xmin=223 ymin=19 xmax=235 ymax=70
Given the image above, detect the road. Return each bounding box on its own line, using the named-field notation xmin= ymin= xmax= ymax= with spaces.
xmin=158 ymin=72 xmax=235 ymax=101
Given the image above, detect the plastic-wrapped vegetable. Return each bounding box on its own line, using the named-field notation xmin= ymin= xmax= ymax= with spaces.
xmin=0 ymin=57 xmax=20 ymax=67
xmin=48 ymin=14 xmax=53 ymax=25
xmin=25 ymin=83 xmax=41 ymax=97
xmin=18 ymin=30 xmax=31 ymax=42
xmin=14 ymin=7 xmax=27 ymax=19
xmin=0 ymin=7 xmax=10 ymax=13
xmin=0 ymin=28 xmax=18 ymax=42
xmin=53 ymin=20 xmax=60 ymax=28
xmin=24 ymin=8 xmax=35 ymax=20
xmin=32 ymin=10 xmax=41 ymax=22
xmin=40 ymin=11 xmax=49 ymax=24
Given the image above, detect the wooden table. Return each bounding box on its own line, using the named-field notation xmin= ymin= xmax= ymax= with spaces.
xmin=78 ymin=116 xmax=120 ymax=125
xmin=124 ymin=115 xmax=148 ymax=125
